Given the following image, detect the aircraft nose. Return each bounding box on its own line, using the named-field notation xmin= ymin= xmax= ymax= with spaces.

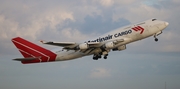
xmin=165 ymin=22 xmax=169 ymax=26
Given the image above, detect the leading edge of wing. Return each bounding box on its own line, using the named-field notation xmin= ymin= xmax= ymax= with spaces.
xmin=40 ymin=40 xmax=76 ymax=47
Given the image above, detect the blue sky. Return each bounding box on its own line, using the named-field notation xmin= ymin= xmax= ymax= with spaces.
xmin=0 ymin=0 xmax=180 ymax=89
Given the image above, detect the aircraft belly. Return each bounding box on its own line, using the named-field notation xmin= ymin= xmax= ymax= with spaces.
xmin=114 ymin=38 xmax=132 ymax=48
xmin=55 ymin=51 xmax=86 ymax=61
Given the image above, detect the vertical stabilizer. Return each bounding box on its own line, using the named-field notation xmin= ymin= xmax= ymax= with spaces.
xmin=12 ymin=37 xmax=57 ymax=64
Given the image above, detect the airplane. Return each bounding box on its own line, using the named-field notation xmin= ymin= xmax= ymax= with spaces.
xmin=11 ymin=18 xmax=169 ymax=64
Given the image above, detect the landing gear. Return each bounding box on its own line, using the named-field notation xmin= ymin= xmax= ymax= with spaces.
xmin=155 ymin=38 xmax=158 ymax=42
xmin=154 ymin=31 xmax=162 ymax=42
xmin=103 ymin=54 xmax=108 ymax=59
xmin=92 ymin=51 xmax=109 ymax=60
xmin=93 ymin=56 xmax=98 ymax=60
xmin=102 ymin=51 xmax=109 ymax=59
xmin=93 ymin=54 xmax=102 ymax=60
xmin=154 ymin=35 xmax=158 ymax=42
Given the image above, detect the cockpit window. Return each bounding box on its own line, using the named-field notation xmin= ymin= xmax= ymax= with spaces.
xmin=152 ymin=19 xmax=157 ymax=21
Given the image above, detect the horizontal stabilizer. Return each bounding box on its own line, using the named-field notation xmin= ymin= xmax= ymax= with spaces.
xmin=13 ymin=57 xmax=41 ymax=61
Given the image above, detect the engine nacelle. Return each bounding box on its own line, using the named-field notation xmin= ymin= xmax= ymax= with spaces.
xmin=112 ymin=45 xmax=126 ymax=51
xmin=78 ymin=43 xmax=89 ymax=50
xmin=104 ymin=42 xmax=114 ymax=49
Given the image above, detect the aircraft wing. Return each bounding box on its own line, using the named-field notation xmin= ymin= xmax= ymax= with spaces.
xmin=41 ymin=38 xmax=125 ymax=50
xmin=41 ymin=41 xmax=101 ymax=49
xmin=40 ymin=40 xmax=78 ymax=48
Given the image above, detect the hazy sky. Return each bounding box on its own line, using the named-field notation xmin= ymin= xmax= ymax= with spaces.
xmin=0 ymin=0 xmax=180 ymax=89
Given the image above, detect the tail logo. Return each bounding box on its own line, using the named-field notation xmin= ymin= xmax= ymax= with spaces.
xmin=11 ymin=37 xmax=57 ymax=64
xmin=132 ymin=26 xmax=144 ymax=34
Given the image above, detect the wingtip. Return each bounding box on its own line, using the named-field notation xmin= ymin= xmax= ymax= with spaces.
xmin=39 ymin=40 xmax=45 ymax=43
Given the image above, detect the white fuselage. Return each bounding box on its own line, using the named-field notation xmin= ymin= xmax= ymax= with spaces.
xmin=54 ymin=19 xmax=169 ymax=61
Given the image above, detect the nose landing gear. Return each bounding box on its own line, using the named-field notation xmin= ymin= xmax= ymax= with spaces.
xmin=154 ymin=35 xmax=158 ymax=42
xmin=154 ymin=31 xmax=162 ymax=42
xmin=155 ymin=38 xmax=158 ymax=42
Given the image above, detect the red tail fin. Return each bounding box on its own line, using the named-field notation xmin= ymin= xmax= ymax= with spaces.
xmin=11 ymin=37 xmax=57 ymax=64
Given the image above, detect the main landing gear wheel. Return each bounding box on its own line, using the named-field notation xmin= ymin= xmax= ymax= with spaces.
xmin=93 ymin=56 xmax=98 ymax=60
xmin=92 ymin=53 xmax=109 ymax=60
xmin=104 ymin=56 xmax=107 ymax=59
xmin=93 ymin=54 xmax=101 ymax=60
xmin=103 ymin=54 xmax=108 ymax=59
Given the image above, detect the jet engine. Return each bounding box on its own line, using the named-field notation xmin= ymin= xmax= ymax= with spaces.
xmin=104 ymin=42 xmax=114 ymax=49
xmin=77 ymin=43 xmax=89 ymax=50
xmin=112 ymin=45 xmax=126 ymax=51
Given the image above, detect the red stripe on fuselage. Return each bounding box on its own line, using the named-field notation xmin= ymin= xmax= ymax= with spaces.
xmin=132 ymin=27 xmax=138 ymax=31
xmin=137 ymin=26 xmax=144 ymax=34
xmin=132 ymin=26 xmax=144 ymax=34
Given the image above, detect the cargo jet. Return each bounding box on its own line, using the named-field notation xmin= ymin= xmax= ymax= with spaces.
xmin=12 ymin=19 xmax=169 ymax=64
